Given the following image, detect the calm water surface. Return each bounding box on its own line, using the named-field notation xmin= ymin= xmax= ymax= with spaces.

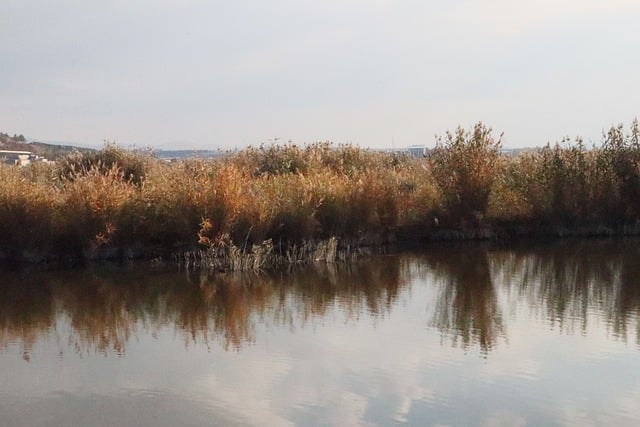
xmin=1 ymin=240 xmax=640 ymax=426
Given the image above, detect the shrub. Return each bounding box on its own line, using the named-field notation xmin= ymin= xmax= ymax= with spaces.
xmin=54 ymin=165 xmax=137 ymax=251
xmin=233 ymin=144 xmax=309 ymax=177
xmin=598 ymin=121 xmax=640 ymax=221
xmin=58 ymin=144 xmax=150 ymax=186
xmin=0 ymin=165 xmax=55 ymax=253
xmin=429 ymin=122 xmax=502 ymax=224
xmin=6 ymin=121 xmax=640 ymax=265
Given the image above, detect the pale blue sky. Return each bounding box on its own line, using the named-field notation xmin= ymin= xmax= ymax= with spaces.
xmin=1 ymin=0 xmax=639 ymax=149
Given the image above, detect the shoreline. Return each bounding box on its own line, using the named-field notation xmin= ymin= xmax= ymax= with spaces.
xmin=4 ymin=223 xmax=640 ymax=270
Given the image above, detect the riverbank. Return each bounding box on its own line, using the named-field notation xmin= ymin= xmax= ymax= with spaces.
xmin=4 ymin=222 xmax=640 ymax=271
xmin=3 ymin=121 xmax=640 ymax=270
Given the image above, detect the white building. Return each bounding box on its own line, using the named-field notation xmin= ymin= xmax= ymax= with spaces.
xmin=0 ymin=150 xmax=50 ymax=166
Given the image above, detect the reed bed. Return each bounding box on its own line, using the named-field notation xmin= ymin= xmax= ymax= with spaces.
xmin=179 ymin=236 xmax=363 ymax=272
xmin=3 ymin=120 xmax=640 ymax=268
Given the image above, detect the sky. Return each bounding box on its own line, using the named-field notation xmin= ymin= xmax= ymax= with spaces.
xmin=1 ymin=0 xmax=640 ymax=150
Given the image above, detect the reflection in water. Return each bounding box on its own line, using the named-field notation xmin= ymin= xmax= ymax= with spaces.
xmin=489 ymin=240 xmax=640 ymax=344
xmin=1 ymin=240 xmax=640 ymax=357
xmin=3 ymin=241 xmax=640 ymax=427
xmin=0 ymin=259 xmax=406 ymax=357
xmin=0 ymin=277 xmax=54 ymax=361
xmin=419 ymin=245 xmax=504 ymax=353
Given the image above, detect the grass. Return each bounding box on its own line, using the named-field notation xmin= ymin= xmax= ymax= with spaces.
xmin=3 ymin=120 xmax=640 ymax=267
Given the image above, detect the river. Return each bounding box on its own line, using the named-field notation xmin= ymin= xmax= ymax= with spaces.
xmin=1 ymin=239 xmax=639 ymax=426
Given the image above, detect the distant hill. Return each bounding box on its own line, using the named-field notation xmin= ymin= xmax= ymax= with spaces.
xmin=1 ymin=131 xmax=229 ymax=161
xmin=0 ymin=132 xmax=29 ymax=151
xmin=3 ymin=130 xmax=538 ymax=162
xmin=28 ymin=141 xmax=96 ymax=160
xmin=0 ymin=132 xmax=96 ymax=160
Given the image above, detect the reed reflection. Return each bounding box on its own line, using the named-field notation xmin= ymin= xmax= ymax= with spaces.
xmin=410 ymin=239 xmax=640 ymax=352
xmin=415 ymin=245 xmax=504 ymax=353
xmin=0 ymin=257 xmax=407 ymax=357
xmin=2 ymin=240 xmax=640 ymax=358
xmin=0 ymin=275 xmax=54 ymax=361
xmin=491 ymin=239 xmax=640 ymax=343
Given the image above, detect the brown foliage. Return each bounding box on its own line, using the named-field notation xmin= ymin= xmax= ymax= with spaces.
xmin=429 ymin=122 xmax=502 ymax=225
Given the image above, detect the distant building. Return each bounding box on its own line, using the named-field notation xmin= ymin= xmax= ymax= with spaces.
xmin=386 ymin=145 xmax=428 ymax=158
xmin=0 ymin=150 xmax=51 ymax=166
xmin=405 ymin=145 xmax=428 ymax=158
xmin=499 ymin=147 xmax=537 ymax=156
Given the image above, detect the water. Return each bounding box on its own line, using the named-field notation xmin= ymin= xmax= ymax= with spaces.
xmin=1 ymin=239 xmax=640 ymax=426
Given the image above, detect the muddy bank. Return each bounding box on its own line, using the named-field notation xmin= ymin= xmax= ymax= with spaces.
xmin=399 ymin=223 xmax=640 ymax=242
xmin=4 ymin=223 xmax=640 ymax=271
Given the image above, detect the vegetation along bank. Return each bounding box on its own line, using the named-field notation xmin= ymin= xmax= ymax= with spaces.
xmin=2 ymin=121 xmax=640 ymax=270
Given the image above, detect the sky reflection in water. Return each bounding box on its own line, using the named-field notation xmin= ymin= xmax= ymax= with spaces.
xmin=1 ymin=239 xmax=640 ymax=426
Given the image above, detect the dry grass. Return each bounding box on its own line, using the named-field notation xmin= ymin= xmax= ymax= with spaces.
xmin=1 ymin=142 xmax=438 ymax=264
xmin=430 ymin=122 xmax=501 ymax=226
xmin=3 ymin=121 xmax=640 ymax=266
xmin=488 ymin=120 xmax=640 ymax=226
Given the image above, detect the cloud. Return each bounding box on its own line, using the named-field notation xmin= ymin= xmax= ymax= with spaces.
xmin=448 ymin=0 xmax=640 ymax=37
xmin=1 ymin=1 xmax=640 ymax=147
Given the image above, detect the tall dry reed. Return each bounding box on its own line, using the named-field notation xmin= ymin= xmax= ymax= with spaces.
xmin=4 ymin=121 xmax=640 ymax=266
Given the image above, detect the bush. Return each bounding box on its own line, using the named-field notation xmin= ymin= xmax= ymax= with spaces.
xmin=517 ymin=141 xmax=593 ymax=224
xmin=598 ymin=121 xmax=640 ymax=221
xmin=54 ymin=165 xmax=137 ymax=251
xmin=0 ymin=166 xmax=55 ymax=252
xmin=7 ymin=121 xmax=640 ymax=265
xmin=429 ymin=122 xmax=502 ymax=225
xmin=488 ymin=121 xmax=640 ymax=226
xmin=58 ymin=144 xmax=150 ymax=186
